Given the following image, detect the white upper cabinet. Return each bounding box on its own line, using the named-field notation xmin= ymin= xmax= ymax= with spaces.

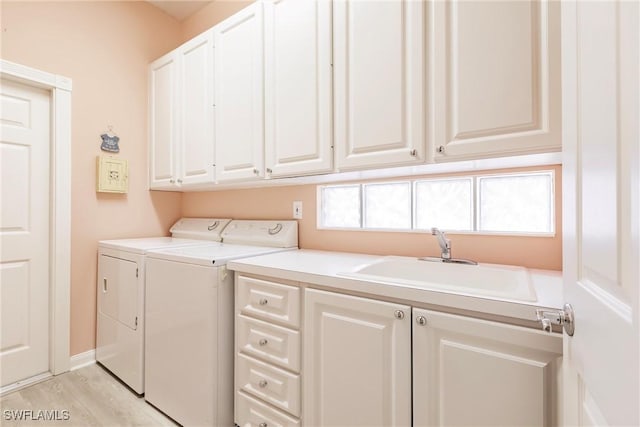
xmin=149 ymin=52 xmax=178 ymax=189
xmin=214 ymin=2 xmax=265 ymax=182
xmin=333 ymin=0 xmax=426 ymax=171
xmin=178 ymin=32 xmax=215 ymax=186
xmin=149 ymin=30 xmax=214 ymax=190
xmin=264 ymin=0 xmax=333 ymax=178
xmin=431 ymin=0 xmax=561 ymax=161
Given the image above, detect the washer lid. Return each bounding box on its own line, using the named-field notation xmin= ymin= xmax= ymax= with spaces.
xmin=169 ymin=218 xmax=232 ymax=241
xmin=99 ymin=236 xmax=208 ymax=254
xmin=221 ymin=220 xmax=298 ymax=247
xmin=146 ymin=243 xmax=296 ymax=266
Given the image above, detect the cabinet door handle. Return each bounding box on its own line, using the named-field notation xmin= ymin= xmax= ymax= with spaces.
xmin=394 ymin=310 xmax=405 ymax=320
xmin=259 ymin=298 xmax=268 ymax=306
xmin=258 ymin=379 xmax=268 ymax=388
xmin=177 ymin=178 xmax=183 ymax=184
xmin=103 ymin=278 xmax=107 ymax=292
xmin=259 ymin=423 xmax=268 ymax=427
xmin=169 ymin=178 xmax=175 ymax=184
xmin=259 ymin=338 xmax=268 ymax=346
xmin=416 ymin=315 xmax=427 ymax=326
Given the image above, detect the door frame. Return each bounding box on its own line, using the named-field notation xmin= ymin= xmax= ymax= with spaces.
xmin=1 ymin=60 xmax=71 ymax=376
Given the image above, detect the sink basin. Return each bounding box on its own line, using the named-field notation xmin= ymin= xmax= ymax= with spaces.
xmin=339 ymin=256 xmax=537 ymax=302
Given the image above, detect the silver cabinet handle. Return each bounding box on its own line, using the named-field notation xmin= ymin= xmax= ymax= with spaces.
xmin=207 ymin=221 xmax=220 ymax=231
xmin=169 ymin=178 xmax=175 ymax=184
xmin=410 ymin=149 xmax=417 ymax=157
xmin=177 ymin=178 xmax=183 ymax=184
xmin=103 ymin=278 xmax=107 ymax=292
xmin=437 ymin=145 xmax=445 ymax=154
xmin=416 ymin=315 xmax=427 ymax=326
xmin=253 ymin=168 xmax=260 ymax=175
xmin=259 ymin=423 xmax=268 ymax=427
xmin=259 ymin=298 xmax=268 ymax=306
xmin=259 ymin=338 xmax=268 ymax=346
xmin=258 ymin=379 xmax=268 ymax=388
xmin=266 ymin=168 xmax=273 ymax=174
xmin=394 ymin=310 xmax=405 ymax=320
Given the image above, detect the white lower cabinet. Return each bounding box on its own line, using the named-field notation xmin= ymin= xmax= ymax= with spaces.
xmin=235 ymin=275 xmax=302 ymax=426
xmin=412 ymin=308 xmax=562 ymax=427
xmin=304 ymin=288 xmax=412 ymax=426
xmin=234 ymin=276 xmax=563 ymax=427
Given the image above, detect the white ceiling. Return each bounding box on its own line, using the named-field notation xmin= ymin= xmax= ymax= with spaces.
xmin=147 ymin=1 xmax=213 ymax=21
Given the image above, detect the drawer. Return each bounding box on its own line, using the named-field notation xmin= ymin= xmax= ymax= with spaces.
xmin=237 ymin=276 xmax=300 ymax=328
xmin=236 ymin=391 xmax=300 ymax=427
xmin=237 ymin=314 xmax=300 ymax=372
xmin=237 ymin=353 xmax=301 ymax=417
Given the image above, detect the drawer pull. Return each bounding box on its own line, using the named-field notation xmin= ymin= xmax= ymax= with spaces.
xmin=259 ymin=423 xmax=268 ymax=427
xmin=259 ymin=298 xmax=269 ymax=306
xmin=258 ymin=379 xmax=268 ymax=388
xmin=259 ymin=338 xmax=268 ymax=346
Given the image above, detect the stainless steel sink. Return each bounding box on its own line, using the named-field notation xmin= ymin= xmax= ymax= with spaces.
xmin=339 ymin=256 xmax=537 ymax=302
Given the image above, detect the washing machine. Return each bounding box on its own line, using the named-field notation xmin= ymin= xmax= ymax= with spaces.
xmin=144 ymin=220 xmax=298 ymax=427
xmin=96 ymin=218 xmax=232 ymax=394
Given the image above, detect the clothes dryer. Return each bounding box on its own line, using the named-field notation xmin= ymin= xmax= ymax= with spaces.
xmin=96 ymin=218 xmax=231 ymax=394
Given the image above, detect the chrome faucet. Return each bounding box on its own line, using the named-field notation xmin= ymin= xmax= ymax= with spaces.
xmin=419 ymin=227 xmax=478 ymax=265
xmin=431 ymin=227 xmax=451 ymax=260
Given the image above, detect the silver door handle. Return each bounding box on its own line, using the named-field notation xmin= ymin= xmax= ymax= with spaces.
xmin=536 ymin=303 xmax=575 ymax=336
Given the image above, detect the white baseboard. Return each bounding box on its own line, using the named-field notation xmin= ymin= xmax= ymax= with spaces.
xmin=69 ymin=349 xmax=96 ymax=371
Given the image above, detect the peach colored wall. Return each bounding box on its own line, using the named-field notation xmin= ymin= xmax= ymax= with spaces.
xmin=183 ymin=165 xmax=563 ymax=271
xmin=1 ymin=1 xmax=183 ymax=356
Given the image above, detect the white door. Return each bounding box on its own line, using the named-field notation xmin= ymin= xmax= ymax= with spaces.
xmin=562 ymin=1 xmax=639 ymax=425
xmin=214 ymin=2 xmax=265 ymax=182
xmin=178 ymin=30 xmax=215 ymax=186
xmin=148 ymin=52 xmax=178 ymax=189
xmin=264 ymin=0 xmax=333 ymax=178
xmin=1 ymin=79 xmax=51 ymax=386
xmin=333 ymin=0 xmax=425 ymax=171
xmin=412 ymin=308 xmax=562 ymax=426
xmin=304 ymin=289 xmax=411 ymax=426
xmin=431 ymin=0 xmax=561 ymax=161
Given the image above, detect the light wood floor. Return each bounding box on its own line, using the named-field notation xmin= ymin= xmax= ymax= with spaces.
xmin=0 ymin=364 xmax=177 ymax=427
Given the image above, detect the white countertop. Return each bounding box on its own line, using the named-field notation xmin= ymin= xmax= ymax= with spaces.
xmin=227 ymin=249 xmax=563 ymax=324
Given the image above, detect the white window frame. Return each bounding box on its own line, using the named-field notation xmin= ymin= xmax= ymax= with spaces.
xmin=317 ymin=170 xmax=556 ymax=237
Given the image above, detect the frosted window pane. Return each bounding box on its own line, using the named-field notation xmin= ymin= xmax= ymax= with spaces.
xmin=320 ymin=185 xmax=361 ymax=228
xmin=479 ymin=173 xmax=553 ymax=233
xmin=363 ymin=182 xmax=411 ymax=229
xmin=414 ymin=179 xmax=473 ymax=231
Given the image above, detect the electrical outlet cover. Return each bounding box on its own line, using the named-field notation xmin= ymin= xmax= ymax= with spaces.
xmin=293 ymin=201 xmax=303 ymax=219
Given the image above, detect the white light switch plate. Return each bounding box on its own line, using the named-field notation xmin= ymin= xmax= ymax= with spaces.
xmin=293 ymin=201 xmax=303 ymax=219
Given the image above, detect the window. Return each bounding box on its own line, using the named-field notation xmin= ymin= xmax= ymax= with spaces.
xmin=317 ymin=171 xmax=555 ymax=235
xmin=414 ymin=178 xmax=473 ymax=231
xmin=363 ymin=182 xmax=411 ymax=229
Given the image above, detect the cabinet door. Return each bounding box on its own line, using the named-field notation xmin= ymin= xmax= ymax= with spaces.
xmin=431 ymin=0 xmax=561 ymax=161
xmin=412 ymin=308 xmax=562 ymax=427
xmin=214 ymin=3 xmax=265 ymax=182
xmin=149 ymin=52 xmax=178 ymax=189
xmin=333 ymin=0 xmax=425 ymax=171
xmin=264 ymin=0 xmax=333 ymax=178
xmin=304 ymin=289 xmax=411 ymax=427
xmin=178 ymin=30 xmax=215 ymax=186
